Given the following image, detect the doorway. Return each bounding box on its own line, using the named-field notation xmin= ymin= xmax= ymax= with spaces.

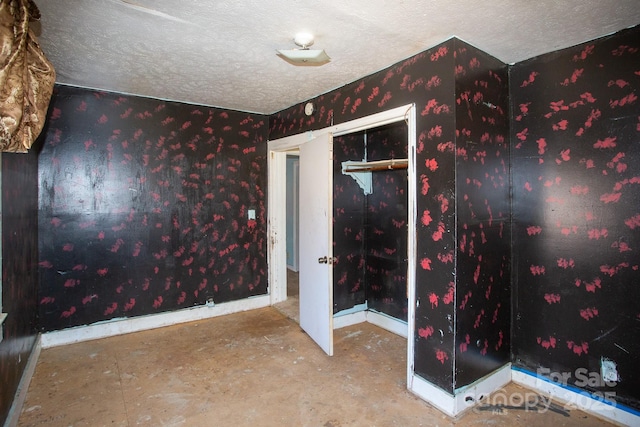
xmin=268 ymin=104 xmax=417 ymax=381
xmin=273 ymin=155 xmax=301 ymax=323
xmin=332 ymin=121 xmax=409 ymax=334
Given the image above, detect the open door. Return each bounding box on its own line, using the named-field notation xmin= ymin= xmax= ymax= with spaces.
xmin=268 ymin=104 xmax=415 ymax=365
xmin=298 ymin=132 xmax=334 ymax=355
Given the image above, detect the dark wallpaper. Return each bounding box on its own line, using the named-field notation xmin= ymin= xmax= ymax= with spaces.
xmin=270 ymin=38 xmax=511 ymax=393
xmin=510 ymin=26 xmax=640 ymax=410
xmin=333 ymin=132 xmax=367 ymax=313
xmin=454 ymin=44 xmax=511 ymax=388
xmin=38 ymin=86 xmax=268 ymax=331
xmin=332 ymin=123 xmax=409 ymax=320
xmin=3 ymin=25 xmax=631 ymax=421
xmin=1 ymin=144 xmax=40 ymax=425
xmin=364 ymin=122 xmax=409 ymax=321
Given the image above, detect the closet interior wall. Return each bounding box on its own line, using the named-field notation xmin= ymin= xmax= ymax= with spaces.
xmin=332 ymin=122 xmax=409 ymax=321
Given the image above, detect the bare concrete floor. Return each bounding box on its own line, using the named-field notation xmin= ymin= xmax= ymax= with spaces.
xmin=18 ymin=306 xmax=613 ymax=427
xmin=272 ymin=268 xmax=300 ymax=323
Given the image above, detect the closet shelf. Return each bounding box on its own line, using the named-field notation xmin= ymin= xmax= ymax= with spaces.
xmin=342 ymin=158 xmax=408 ymax=173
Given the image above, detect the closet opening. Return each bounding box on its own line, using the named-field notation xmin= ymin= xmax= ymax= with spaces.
xmin=268 ymin=103 xmax=417 ymax=381
xmin=332 ymin=121 xmax=409 ymax=337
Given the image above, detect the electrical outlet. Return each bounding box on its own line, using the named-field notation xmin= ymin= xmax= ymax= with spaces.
xmin=601 ymin=358 xmax=619 ymax=383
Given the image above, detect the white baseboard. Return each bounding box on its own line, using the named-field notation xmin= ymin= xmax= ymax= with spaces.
xmin=409 ymin=363 xmax=512 ymax=417
xmin=332 ymin=309 xmax=407 ymax=338
xmin=40 ymin=295 xmax=271 ymax=348
xmin=4 ymin=335 xmax=42 ymax=427
xmin=512 ymin=367 xmax=640 ymax=426
xmin=456 ymin=363 xmax=513 ymax=413
xmin=333 ymin=310 xmax=367 ymax=329
xmin=409 ymin=373 xmax=457 ymax=416
xmin=366 ymin=310 xmax=407 ymax=338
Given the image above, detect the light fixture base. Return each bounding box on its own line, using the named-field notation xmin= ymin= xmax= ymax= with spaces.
xmin=277 ymin=32 xmax=330 ymax=66
xmin=294 ymin=32 xmax=314 ymax=48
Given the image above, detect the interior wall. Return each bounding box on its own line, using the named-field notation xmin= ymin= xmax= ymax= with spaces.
xmin=453 ymin=42 xmax=511 ymax=388
xmin=0 ymin=144 xmax=40 ymax=425
xmin=19 ymin=24 xmax=634 ymax=418
xmin=332 ymin=132 xmax=367 ymax=312
xmin=332 ymin=123 xmax=409 ymax=320
xmin=510 ymin=25 xmax=640 ymax=411
xmin=1 ymin=23 xmax=634 ymax=424
xmin=38 ymin=85 xmax=269 ymax=331
xmin=271 ymin=38 xmax=464 ymax=393
xmin=363 ymin=122 xmax=408 ymax=321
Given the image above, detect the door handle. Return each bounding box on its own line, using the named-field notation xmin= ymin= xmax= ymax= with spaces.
xmin=318 ymin=256 xmax=328 ymax=264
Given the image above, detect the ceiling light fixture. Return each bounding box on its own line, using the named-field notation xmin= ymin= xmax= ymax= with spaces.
xmin=277 ymin=32 xmax=330 ymax=66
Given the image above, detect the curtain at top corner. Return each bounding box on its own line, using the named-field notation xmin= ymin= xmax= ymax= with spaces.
xmin=0 ymin=0 xmax=55 ymax=153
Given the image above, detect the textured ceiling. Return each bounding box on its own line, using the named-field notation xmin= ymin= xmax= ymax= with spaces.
xmin=34 ymin=0 xmax=640 ymax=114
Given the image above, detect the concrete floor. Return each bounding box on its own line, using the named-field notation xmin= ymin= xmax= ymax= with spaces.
xmin=19 ymin=272 xmax=614 ymax=426
xmin=18 ymin=301 xmax=614 ymax=426
xmin=272 ymin=268 xmax=300 ymax=323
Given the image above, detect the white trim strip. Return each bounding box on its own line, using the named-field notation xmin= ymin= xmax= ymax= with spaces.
xmin=409 ymin=364 xmax=512 ymax=417
xmin=366 ymin=311 xmax=407 ymax=338
xmin=405 ymin=103 xmax=418 ymax=402
xmin=5 ymin=335 xmax=42 ymax=427
xmin=333 ymin=311 xmax=367 ymax=329
xmin=40 ymin=295 xmax=271 ymax=348
xmin=455 ymin=363 xmax=512 ymax=413
xmin=410 ymin=373 xmax=456 ymax=416
xmin=332 ymin=309 xmax=407 ymax=339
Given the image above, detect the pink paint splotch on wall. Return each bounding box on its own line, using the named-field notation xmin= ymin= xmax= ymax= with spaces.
xmin=38 ymin=86 xmax=268 ymax=331
xmin=511 ymin=25 xmax=640 ymax=410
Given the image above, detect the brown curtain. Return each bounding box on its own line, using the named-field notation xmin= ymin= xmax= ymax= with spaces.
xmin=0 ymin=0 xmax=55 ymax=152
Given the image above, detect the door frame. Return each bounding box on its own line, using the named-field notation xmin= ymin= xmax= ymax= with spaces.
xmin=267 ymin=104 xmax=417 ymax=380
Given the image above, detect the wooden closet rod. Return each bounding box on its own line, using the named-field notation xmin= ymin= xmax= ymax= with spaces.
xmin=344 ymin=163 xmax=408 ymax=173
xmin=343 ymin=158 xmax=408 ymax=173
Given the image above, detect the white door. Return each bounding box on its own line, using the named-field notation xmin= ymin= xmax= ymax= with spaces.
xmin=298 ymin=132 xmax=334 ymax=356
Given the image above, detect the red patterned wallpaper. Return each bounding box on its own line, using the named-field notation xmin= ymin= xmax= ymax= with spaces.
xmin=38 ymin=86 xmax=268 ymax=331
